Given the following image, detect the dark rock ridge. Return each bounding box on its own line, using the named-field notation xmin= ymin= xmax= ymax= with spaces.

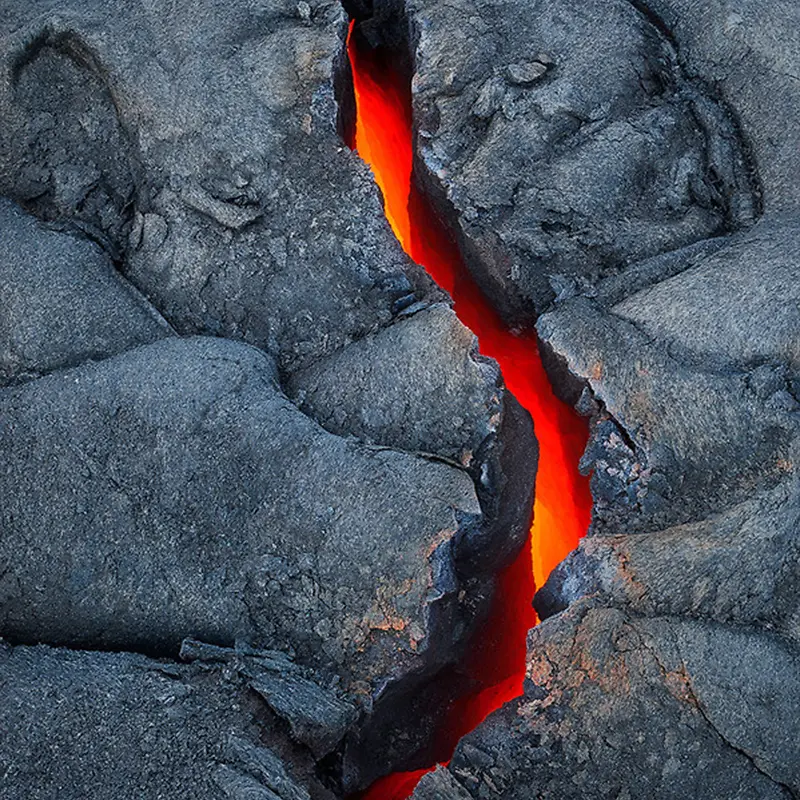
xmin=0 ymin=0 xmax=536 ymax=794
xmin=0 ymin=335 xmax=480 ymax=677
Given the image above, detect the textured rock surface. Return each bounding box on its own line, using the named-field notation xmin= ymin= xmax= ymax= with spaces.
xmin=289 ymin=304 xmax=500 ymax=464
xmin=0 ymin=335 xmax=480 ymax=689
xmin=643 ymin=0 xmax=800 ymax=214
xmin=392 ymin=0 xmax=800 ymax=797
xmin=0 ymin=0 xmax=538 ymax=792
xmin=538 ymin=297 xmax=798 ymax=534
xmin=537 ymin=476 xmax=800 ymax=640
xmin=0 ymin=639 xmax=336 ymax=800
xmin=414 ymin=604 xmax=799 ymax=799
xmin=289 ymin=302 xmax=537 ymax=567
xmin=0 ymin=198 xmax=171 ymax=385
xmin=0 ymin=0 xmax=413 ymax=375
xmin=1 ymin=0 xmax=799 ymax=795
xmin=407 ymin=0 xmax=755 ymax=322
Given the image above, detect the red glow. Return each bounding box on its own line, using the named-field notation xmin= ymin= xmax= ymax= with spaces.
xmin=348 ymin=23 xmax=592 ymax=800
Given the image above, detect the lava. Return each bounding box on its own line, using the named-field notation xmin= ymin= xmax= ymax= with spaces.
xmin=347 ymin=23 xmax=592 ymax=800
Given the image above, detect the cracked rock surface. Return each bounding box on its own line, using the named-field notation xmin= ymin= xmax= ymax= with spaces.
xmin=407 ymin=0 xmax=756 ymax=323
xmin=414 ymin=604 xmax=799 ymax=800
xmin=394 ymin=0 xmax=800 ymax=797
xmin=1 ymin=0 xmax=799 ymax=795
xmin=0 ymin=0 xmax=535 ymax=794
xmin=0 ymin=639 xmax=338 ymax=800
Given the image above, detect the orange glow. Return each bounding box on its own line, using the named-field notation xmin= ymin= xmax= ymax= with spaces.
xmin=348 ymin=23 xmax=592 ymax=800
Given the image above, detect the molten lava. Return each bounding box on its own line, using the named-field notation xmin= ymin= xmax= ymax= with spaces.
xmin=348 ymin=24 xmax=592 ymax=800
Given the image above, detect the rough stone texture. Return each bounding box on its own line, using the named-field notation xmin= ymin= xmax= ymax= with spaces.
xmin=0 ymin=335 xmax=480 ymax=689
xmin=406 ymin=0 xmax=756 ymax=322
xmin=1 ymin=0 xmax=799 ymax=795
xmin=536 ymin=476 xmax=800 ymax=640
xmin=414 ymin=603 xmax=799 ymax=799
xmin=289 ymin=304 xmax=501 ymax=464
xmin=643 ymin=0 xmax=800 ymax=214
xmin=0 ymin=0 xmax=540 ymax=793
xmin=390 ymin=0 xmax=800 ymax=797
xmin=289 ymin=302 xmax=538 ymax=568
xmin=611 ymin=215 xmax=800 ymax=372
xmin=0 ymin=638 xmax=335 ymax=800
xmin=0 ymin=0 xmax=414 ymax=375
xmin=0 ymin=330 xmax=533 ymax=788
xmin=0 ymin=197 xmax=171 ymax=385
xmin=538 ymin=297 xmax=799 ymax=534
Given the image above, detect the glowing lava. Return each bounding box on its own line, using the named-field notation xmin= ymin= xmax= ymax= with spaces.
xmin=348 ymin=23 xmax=592 ymax=800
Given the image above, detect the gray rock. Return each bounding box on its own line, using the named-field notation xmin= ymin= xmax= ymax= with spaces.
xmin=414 ymin=767 xmax=472 ymax=800
xmin=0 ymin=333 xmax=535 ymax=785
xmin=642 ymin=0 xmax=800 ymax=214
xmin=612 ymin=216 xmax=800 ymax=372
xmin=1 ymin=0 xmax=798 ymax=795
xmin=288 ymin=303 xmax=537 ymax=566
xmin=538 ymin=297 xmax=799 ymax=533
xmin=504 ymin=61 xmax=548 ymax=86
xmin=407 ymin=0 xmax=755 ymax=322
xmin=413 ymin=604 xmax=799 ymax=799
xmin=289 ymin=304 xmax=501 ymax=464
xmin=0 ymin=198 xmax=170 ymax=385
xmin=0 ymin=336 xmax=483 ymax=693
xmin=179 ymin=638 xmax=357 ymax=760
xmin=0 ymin=0 xmax=414 ymax=374
xmin=536 ymin=477 xmax=800 ymax=640
xmin=0 ymin=639 xmax=331 ymax=800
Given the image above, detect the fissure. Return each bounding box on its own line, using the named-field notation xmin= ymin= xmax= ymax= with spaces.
xmin=346 ymin=21 xmax=592 ymax=800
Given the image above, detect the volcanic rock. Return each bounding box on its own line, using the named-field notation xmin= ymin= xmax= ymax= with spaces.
xmin=289 ymin=304 xmax=501 ymax=464
xmin=414 ymin=603 xmax=799 ymax=799
xmin=536 ymin=476 xmax=800 ymax=639
xmin=0 ymin=197 xmax=171 ymax=385
xmin=1 ymin=0 xmax=799 ymax=794
xmin=0 ymin=335 xmax=479 ymax=683
xmin=388 ymin=0 xmax=800 ymax=797
xmin=289 ymin=302 xmax=537 ymax=566
xmin=0 ymin=0 xmax=412 ymax=374
xmin=641 ymin=0 xmax=800 ymax=213
xmin=0 ymin=329 xmax=534 ymax=787
xmin=407 ymin=0 xmax=756 ymax=322
xmin=0 ymin=638 xmax=335 ymax=800
xmin=538 ymin=296 xmax=798 ymax=534
xmin=0 ymin=0 xmax=539 ymax=791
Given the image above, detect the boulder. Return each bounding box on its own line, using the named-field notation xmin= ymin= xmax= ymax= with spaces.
xmin=0 ymin=0 xmax=416 ymax=374
xmin=405 ymin=0 xmax=755 ymax=321
xmin=413 ymin=604 xmax=799 ymax=799
xmin=0 ymin=336 xmax=480 ymax=688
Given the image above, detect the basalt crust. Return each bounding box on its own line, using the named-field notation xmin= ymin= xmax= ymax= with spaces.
xmin=0 ymin=0 xmax=798 ymax=798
